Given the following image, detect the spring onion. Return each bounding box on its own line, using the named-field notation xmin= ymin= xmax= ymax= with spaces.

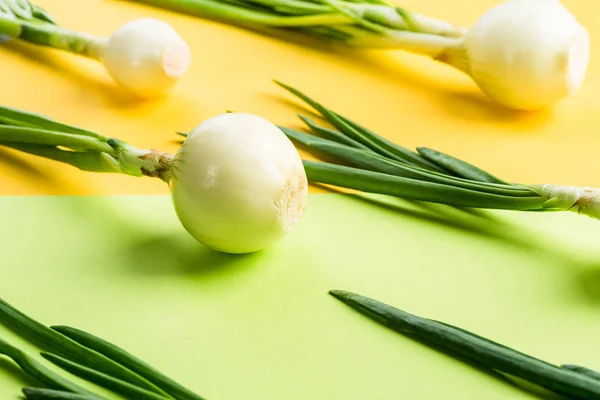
xmin=124 ymin=0 xmax=589 ymax=110
xmin=0 ymin=106 xmax=307 ymax=254
xmin=0 ymin=295 xmax=206 ymax=399
xmin=0 ymin=0 xmax=191 ymax=97
xmin=269 ymin=82 xmax=600 ymax=221
xmin=329 ymin=290 xmax=600 ymax=399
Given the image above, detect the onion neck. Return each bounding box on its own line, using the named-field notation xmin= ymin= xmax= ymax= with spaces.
xmin=433 ymin=41 xmax=471 ymax=75
xmin=107 ymin=139 xmax=175 ymax=182
xmin=530 ymin=184 xmax=600 ymax=220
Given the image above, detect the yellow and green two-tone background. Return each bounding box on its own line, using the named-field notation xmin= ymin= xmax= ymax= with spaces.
xmin=1 ymin=0 xmax=600 ymax=398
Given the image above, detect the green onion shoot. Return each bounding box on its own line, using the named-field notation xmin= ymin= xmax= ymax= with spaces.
xmin=273 ymin=82 xmax=600 ymax=221
xmin=329 ymin=290 xmax=600 ymax=400
xmin=125 ymin=0 xmax=589 ymax=110
xmin=0 ymin=0 xmax=191 ymax=98
xmin=0 ymin=296 xmax=205 ymax=399
xmin=0 ymin=106 xmax=308 ymax=254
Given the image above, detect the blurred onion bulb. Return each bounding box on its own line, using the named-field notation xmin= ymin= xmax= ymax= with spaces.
xmin=96 ymin=18 xmax=192 ymax=98
xmin=440 ymin=0 xmax=590 ymax=110
xmin=0 ymin=3 xmax=191 ymax=98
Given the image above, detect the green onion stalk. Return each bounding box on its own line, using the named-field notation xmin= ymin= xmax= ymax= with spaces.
xmin=330 ymin=290 xmax=600 ymax=400
xmin=0 ymin=296 xmax=206 ymax=399
xmin=126 ymin=0 xmax=590 ymax=110
xmin=0 ymin=105 xmax=308 ymax=254
xmin=0 ymin=0 xmax=192 ymax=98
xmin=269 ymin=81 xmax=600 ymax=221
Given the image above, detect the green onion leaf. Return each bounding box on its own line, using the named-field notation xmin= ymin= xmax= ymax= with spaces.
xmin=561 ymin=365 xmax=600 ymax=382
xmin=0 ymin=339 xmax=94 ymax=395
xmin=417 ymin=147 xmax=507 ymax=184
xmin=303 ymin=160 xmax=544 ymax=210
xmin=329 ymin=290 xmax=600 ymax=400
xmin=297 ymin=114 xmax=370 ymax=150
xmin=52 ymin=326 xmax=206 ymax=400
xmin=40 ymin=353 xmax=171 ymax=400
xmin=0 ymin=143 xmax=122 ymax=173
xmin=22 ymin=388 xmax=104 ymax=400
xmin=275 ymin=81 xmax=445 ymax=171
xmin=0 ymin=297 xmax=171 ymax=397
xmin=0 ymin=105 xmax=106 ymax=141
xmin=282 ymin=127 xmax=536 ymax=197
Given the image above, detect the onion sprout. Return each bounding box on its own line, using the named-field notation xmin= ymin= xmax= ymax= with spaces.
xmin=272 ymin=82 xmax=600 ymax=221
xmin=125 ymin=0 xmax=589 ymax=110
xmin=0 ymin=0 xmax=191 ymax=97
xmin=329 ymin=290 xmax=600 ymax=400
xmin=0 ymin=105 xmax=308 ymax=254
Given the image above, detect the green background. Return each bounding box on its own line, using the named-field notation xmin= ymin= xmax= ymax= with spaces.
xmin=1 ymin=193 xmax=599 ymax=399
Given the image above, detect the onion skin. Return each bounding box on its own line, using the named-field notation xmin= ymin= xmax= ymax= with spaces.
xmin=168 ymin=113 xmax=308 ymax=254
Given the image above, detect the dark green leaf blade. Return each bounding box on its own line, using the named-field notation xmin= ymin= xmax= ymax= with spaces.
xmin=297 ymin=114 xmax=369 ymax=150
xmin=417 ymin=147 xmax=507 ymax=184
xmin=40 ymin=353 xmax=170 ymax=400
xmin=329 ymin=290 xmax=600 ymax=400
xmin=0 ymin=297 xmax=170 ymax=397
xmin=562 ymin=365 xmax=600 ymax=382
xmin=303 ymin=160 xmax=544 ymax=210
xmin=52 ymin=326 xmax=206 ymax=400
xmin=22 ymin=388 xmax=104 ymax=400
xmin=0 ymin=339 xmax=94 ymax=396
xmin=275 ymin=80 xmax=442 ymax=170
xmin=281 ymin=128 xmax=535 ymax=197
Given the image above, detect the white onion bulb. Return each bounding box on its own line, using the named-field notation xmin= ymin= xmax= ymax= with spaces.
xmin=460 ymin=0 xmax=590 ymax=110
xmin=100 ymin=18 xmax=192 ymax=98
xmin=168 ymin=113 xmax=308 ymax=254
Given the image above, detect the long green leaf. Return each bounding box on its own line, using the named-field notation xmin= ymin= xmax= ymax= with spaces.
xmin=0 ymin=297 xmax=171 ymax=397
xmin=275 ymin=81 xmax=442 ymax=170
xmin=0 ymin=126 xmax=113 ymax=153
xmin=0 ymin=143 xmax=122 ymax=173
xmin=562 ymin=366 xmax=600 ymax=382
xmin=296 ymin=114 xmax=369 ymax=150
xmin=41 ymin=353 xmax=171 ymax=400
xmin=0 ymin=339 xmax=94 ymax=396
xmin=281 ymin=127 xmax=535 ymax=197
xmin=303 ymin=160 xmax=545 ymax=210
xmin=52 ymin=326 xmax=206 ymax=400
xmin=329 ymin=290 xmax=600 ymax=400
xmin=332 ymin=112 xmax=444 ymax=171
xmin=0 ymin=105 xmax=106 ymax=141
xmin=417 ymin=147 xmax=507 ymax=184
xmin=22 ymin=388 xmax=104 ymax=400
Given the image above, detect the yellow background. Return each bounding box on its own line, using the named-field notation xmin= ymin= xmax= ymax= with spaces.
xmin=0 ymin=0 xmax=597 ymax=195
